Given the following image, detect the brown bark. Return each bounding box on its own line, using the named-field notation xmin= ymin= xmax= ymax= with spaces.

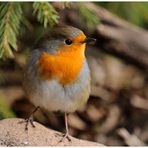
xmin=84 ymin=3 xmax=148 ymax=70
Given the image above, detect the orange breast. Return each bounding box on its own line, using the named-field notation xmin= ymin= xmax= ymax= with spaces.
xmin=38 ymin=44 xmax=86 ymax=85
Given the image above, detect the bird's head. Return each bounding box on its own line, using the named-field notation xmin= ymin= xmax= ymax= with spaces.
xmin=38 ymin=26 xmax=96 ymax=54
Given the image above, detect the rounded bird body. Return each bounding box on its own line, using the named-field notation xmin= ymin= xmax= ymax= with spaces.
xmin=24 ymin=49 xmax=90 ymax=112
xmin=23 ymin=26 xmax=96 ymax=140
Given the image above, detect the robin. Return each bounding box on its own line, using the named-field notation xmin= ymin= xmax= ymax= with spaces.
xmin=23 ymin=26 xmax=96 ymax=142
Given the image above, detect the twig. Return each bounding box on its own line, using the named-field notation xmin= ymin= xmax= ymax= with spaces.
xmin=117 ymin=128 xmax=145 ymax=146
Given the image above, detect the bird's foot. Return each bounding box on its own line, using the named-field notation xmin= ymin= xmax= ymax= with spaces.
xmin=58 ymin=132 xmax=72 ymax=143
xmin=18 ymin=106 xmax=39 ymax=131
xmin=18 ymin=117 xmax=35 ymax=131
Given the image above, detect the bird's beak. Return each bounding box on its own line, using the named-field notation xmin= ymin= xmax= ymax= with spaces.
xmin=83 ymin=38 xmax=96 ymax=44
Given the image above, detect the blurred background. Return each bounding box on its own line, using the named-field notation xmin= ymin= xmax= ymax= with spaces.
xmin=0 ymin=2 xmax=148 ymax=146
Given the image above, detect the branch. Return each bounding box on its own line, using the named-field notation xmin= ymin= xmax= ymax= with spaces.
xmin=83 ymin=3 xmax=148 ymax=70
xmin=33 ymin=2 xmax=59 ymax=28
xmin=0 ymin=3 xmax=22 ymax=58
xmin=117 ymin=128 xmax=145 ymax=146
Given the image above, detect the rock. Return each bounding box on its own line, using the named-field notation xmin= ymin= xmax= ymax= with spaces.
xmin=0 ymin=118 xmax=104 ymax=146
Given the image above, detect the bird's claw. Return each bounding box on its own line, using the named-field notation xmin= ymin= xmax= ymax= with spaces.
xmin=58 ymin=132 xmax=72 ymax=143
xmin=18 ymin=117 xmax=35 ymax=131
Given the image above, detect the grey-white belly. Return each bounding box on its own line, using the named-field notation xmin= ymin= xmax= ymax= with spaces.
xmin=23 ymin=60 xmax=90 ymax=113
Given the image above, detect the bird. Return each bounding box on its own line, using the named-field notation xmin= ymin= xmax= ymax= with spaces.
xmin=23 ymin=25 xmax=96 ymax=142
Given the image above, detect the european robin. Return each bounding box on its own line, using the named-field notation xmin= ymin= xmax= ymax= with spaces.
xmin=23 ymin=26 xmax=96 ymax=141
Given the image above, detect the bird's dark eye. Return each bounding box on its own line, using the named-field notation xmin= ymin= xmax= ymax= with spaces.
xmin=65 ymin=39 xmax=72 ymax=45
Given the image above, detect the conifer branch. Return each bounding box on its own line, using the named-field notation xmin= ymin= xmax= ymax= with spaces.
xmin=0 ymin=3 xmax=22 ymax=58
xmin=33 ymin=2 xmax=59 ymax=28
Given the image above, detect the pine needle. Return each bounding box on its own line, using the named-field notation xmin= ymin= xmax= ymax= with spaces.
xmin=0 ymin=3 xmax=22 ymax=59
xmin=33 ymin=2 xmax=59 ymax=28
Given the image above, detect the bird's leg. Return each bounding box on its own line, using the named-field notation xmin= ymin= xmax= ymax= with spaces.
xmin=59 ymin=112 xmax=71 ymax=142
xmin=19 ymin=106 xmax=40 ymax=130
xmin=25 ymin=106 xmax=40 ymax=130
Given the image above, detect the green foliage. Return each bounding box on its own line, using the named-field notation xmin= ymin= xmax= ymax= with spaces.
xmin=0 ymin=3 xmax=22 ymax=58
xmin=33 ymin=2 xmax=59 ymax=28
xmin=99 ymin=2 xmax=148 ymax=28
xmin=0 ymin=2 xmax=59 ymax=59
xmin=0 ymin=97 xmax=16 ymax=119
xmin=79 ymin=4 xmax=100 ymax=30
